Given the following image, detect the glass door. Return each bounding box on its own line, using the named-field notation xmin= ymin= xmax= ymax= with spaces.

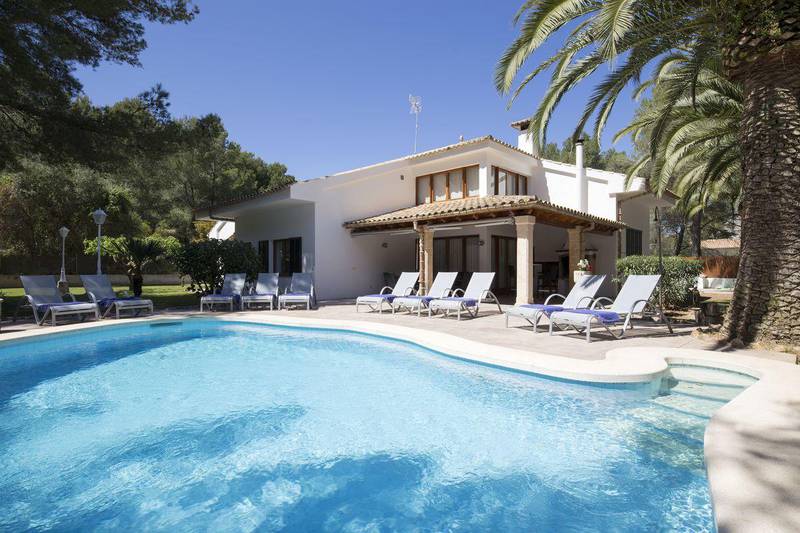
xmin=492 ymin=236 xmax=517 ymax=294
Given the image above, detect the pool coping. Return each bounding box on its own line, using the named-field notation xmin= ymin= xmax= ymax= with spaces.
xmin=1 ymin=313 xmax=799 ymax=532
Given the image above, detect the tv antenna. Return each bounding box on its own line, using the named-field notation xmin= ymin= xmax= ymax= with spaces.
xmin=409 ymin=94 xmax=422 ymax=153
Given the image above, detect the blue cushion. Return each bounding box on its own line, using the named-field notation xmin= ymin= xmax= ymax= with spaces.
xmin=437 ymin=297 xmax=478 ymax=307
xmin=283 ymin=292 xmax=311 ymax=297
xmin=36 ymin=301 xmax=88 ymax=313
xmin=567 ymin=309 xmax=621 ymax=323
xmin=360 ymin=294 xmax=395 ymax=302
xmin=98 ymin=296 xmax=140 ymax=308
xmin=519 ymin=304 xmax=564 ymax=314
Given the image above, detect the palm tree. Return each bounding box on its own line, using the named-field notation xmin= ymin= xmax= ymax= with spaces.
xmin=618 ymin=54 xmax=742 ymax=256
xmin=496 ymin=1 xmax=800 ymax=346
xmin=106 ymin=237 xmax=165 ymax=296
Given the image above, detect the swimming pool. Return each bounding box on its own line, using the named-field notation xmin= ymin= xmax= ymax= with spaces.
xmin=0 ymin=319 xmax=755 ymax=531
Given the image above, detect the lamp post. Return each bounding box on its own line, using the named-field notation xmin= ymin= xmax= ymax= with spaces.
xmin=654 ymin=206 xmax=664 ymax=313
xmin=58 ymin=226 xmax=69 ymax=292
xmin=92 ymin=209 xmax=107 ymax=275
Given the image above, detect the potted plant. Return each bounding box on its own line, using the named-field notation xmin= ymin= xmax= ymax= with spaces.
xmin=574 ymin=258 xmax=591 ymax=283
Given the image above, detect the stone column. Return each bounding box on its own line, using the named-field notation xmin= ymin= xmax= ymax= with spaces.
xmin=567 ymin=226 xmax=585 ymax=288
xmin=416 ymin=224 xmax=434 ymax=295
xmin=515 ymin=215 xmax=536 ymax=305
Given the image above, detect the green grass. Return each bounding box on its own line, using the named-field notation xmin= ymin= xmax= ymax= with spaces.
xmin=0 ymin=284 xmax=199 ymax=319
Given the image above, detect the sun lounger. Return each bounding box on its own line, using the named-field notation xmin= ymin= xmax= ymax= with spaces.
xmin=356 ymin=271 xmax=419 ymax=313
xmin=200 ymin=273 xmax=246 ymax=311
xmin=81 ymin=274 xmax=154 ymax=319
xmin=427 ymin=272 xmax=501 ymax=320
xmin=505 ymin=274 xmax=606 ymax=332
xmin=549 ymin=274 xmax=673 ymax=342
xmin=278 ymin=273 xmax=315 ymax=310
xmin=391 ymin=272 xmax=457 ymax=317
xmin=241 ymin=273 xmax=280 ymax=310
xmin=18 ymin=275 xmax=99 ymax=326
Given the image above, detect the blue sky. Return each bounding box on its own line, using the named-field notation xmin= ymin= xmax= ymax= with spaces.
xmin=76 ymin=0 xmax=638 ymax=180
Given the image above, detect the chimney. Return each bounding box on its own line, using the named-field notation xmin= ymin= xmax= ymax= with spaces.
xmin=575 ymin=138 xmax=588 ymax=213
xmin=510 ymin=119 xmax=536 ymax=156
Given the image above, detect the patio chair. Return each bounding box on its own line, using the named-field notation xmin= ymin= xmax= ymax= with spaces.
xmin=355 ymin=271 xmax=419 ymax=313
xmin=81 ymin=274 xmax=154 ymax=319
xmin=17 ymin=275 xmax=99 ymax=326
xmin=241 ymin=273 xmax=280 ymax=310
xmin=200 ymin=273 xmax=246 ymax=312
xmin=427 ymin=272 xmax=501 ymax=320
xmin=391 ymin=272 xmax=457 ymax=317
xmin=505 ymin=274 xmax=606 ymax=332
xmin=277 ymin=273 xmax=315 ymax=310
xmin=548 ymin=274 xmax=673 ymax=342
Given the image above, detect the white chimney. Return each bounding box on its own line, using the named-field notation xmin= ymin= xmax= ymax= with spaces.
xmin=510 ymin=119 xmax=536 ymax=156
xmin=575 ymin=139 xmax=588 ymax=213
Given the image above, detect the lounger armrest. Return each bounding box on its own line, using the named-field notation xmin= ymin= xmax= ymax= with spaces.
xmin=451 ymin=288 xmax=465 ymax=297
xmin=627 ymin=299 xmax=653 ymax=316
xmin=481 ymin=290 xmax=499 ymax=303
xmin=591 ymin=297 xmax=613 ymax=310
xmin=543 ymin=293 xmax=566 ymax=306
xmin=65 ymin=292 xmax=77 ymax=302
xmin=403 ymin=286 xmax=416 ymax=296
xmin=379 ymin=286 xmax=393 ymax=295
xmin=86 ymin=291 xmax=99 ymax=303
xmin=575 ymin=295 xmax=594 ymax=308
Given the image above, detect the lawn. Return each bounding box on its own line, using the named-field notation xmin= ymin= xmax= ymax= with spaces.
xmin=0 ymin=284 xmax=199 ymax=319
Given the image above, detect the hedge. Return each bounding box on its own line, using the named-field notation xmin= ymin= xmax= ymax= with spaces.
xmin=616 ymin=256 xmax=703 ymax=308
xmin=173 ymin=239 xmax=260 ymax=296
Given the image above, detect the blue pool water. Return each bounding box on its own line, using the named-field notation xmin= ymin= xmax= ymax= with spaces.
xmin=0 ymin=320 xmax=755 ymax=531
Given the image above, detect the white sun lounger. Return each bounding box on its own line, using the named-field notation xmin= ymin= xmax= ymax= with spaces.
xmin=427 ymin=272 xmax=501 ymax=320
xmin=391 ymin=272 xmax=457 ymax=317
xmin=278 ymin=273 xmax=315 ymax=310
xmin=356 ymin=271 xmax=419 ymax=313
xmin=81 ymin=274 xmax=154 ymax=319
xmin=505 ymin=274 xmax=606 ymax=332
xmin=18 ymin=275 xmax=99 ymax=326
xmin=241 ymin=273 xmax=280 ymax=310
xmin=549 ymin=274 xmax=673 ymax=342
xmin=200 ymin=273 xmax=246 ymax=311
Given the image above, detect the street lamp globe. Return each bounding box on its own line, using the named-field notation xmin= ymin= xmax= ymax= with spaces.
xmin=92 ymin=209 xmax=107 ymax=226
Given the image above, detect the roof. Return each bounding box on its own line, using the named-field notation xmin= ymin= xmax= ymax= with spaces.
xmin=701 ymin=238 xmax=740 ymax=249
xmin=344 ymin=195 xmax=624 ymax=233
xmin=406 ymin=135 xmax=538 ymax=161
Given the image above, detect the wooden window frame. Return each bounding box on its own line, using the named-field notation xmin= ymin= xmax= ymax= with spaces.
xmin=493 ymin=166 xmax=529 ymax=196
xmin=492 ymin=167 xmax=530 ymax=196
xmin=415 ymin=165 xmax=479 ymax=205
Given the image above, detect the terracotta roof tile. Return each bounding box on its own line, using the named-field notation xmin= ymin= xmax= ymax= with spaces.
xmin=344 ymin=195 xmax=624 ymax=231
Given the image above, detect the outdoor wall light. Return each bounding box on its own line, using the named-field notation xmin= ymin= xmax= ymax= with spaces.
xmin=382 ymin=242 xmax=389 ymax=248
xmin=479 ymin=240 xmax=485 ymax=246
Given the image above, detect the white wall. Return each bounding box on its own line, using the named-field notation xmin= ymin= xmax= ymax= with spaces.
xmin=234 ymin=202 xmax=316 ymax=271
xmin=620 ymin=198 xmax=652 ymax=256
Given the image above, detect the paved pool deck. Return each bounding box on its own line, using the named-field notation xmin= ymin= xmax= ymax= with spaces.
xmin=1 ymin=301 xmax=799 ymax=532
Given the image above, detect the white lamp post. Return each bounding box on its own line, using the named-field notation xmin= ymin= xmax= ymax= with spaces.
xmin=58 ymin=226 xmax=69 ymax=284
xmin=92 ymin=209 xmax=107 ymax=275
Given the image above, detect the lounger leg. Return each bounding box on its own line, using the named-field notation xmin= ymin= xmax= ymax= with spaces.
xmin=52 ymin=312 xmax=57 ymax=327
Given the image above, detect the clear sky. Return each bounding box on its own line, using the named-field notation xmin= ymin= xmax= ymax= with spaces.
xmin=75 ymin=0 xmax=637 ymax=180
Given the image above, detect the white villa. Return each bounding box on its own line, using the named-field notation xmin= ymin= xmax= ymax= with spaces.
xmin=196 ymin=120 xmax=673 ymax=304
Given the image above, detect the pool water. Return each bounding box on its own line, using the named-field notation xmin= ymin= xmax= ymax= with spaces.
xmin=0 ymin=320 xmax=755 ymax=531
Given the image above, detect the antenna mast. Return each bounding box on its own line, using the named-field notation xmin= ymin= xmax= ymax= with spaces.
xmin=409 ymin=94 xmax=422 ymax=153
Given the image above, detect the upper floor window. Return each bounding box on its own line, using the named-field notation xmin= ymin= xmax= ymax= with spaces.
xmin=493 ymin=167 xmax=528 ymax=196
xmin=416 ymin=165 xmax=479 ymax=205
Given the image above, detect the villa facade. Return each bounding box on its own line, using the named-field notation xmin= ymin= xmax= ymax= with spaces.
xmin=196 ymin=121 xmax=672 ymax=303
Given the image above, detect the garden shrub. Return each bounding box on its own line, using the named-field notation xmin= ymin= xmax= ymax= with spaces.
xmin=616 ymin=255 xmax=703 ymax=308
xmin=172 ymin=239 xmax=260 ymax=295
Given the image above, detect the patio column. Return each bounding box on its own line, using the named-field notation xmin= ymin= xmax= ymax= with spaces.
xmin=515 ymin=215 xmax=536 ymax=305
xmin=567 ymin=226 xmax=585 ymax=288
xmin=415 ymin=223 xmax=434 ymax=295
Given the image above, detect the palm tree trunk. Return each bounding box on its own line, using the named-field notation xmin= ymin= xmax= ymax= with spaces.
xmin=674 ymin=222 xmax=686 ymax=256
xmin=724 ymin=46 xmax=800 ymax=346
xmin=690 ymin=211 xmax=703 ymax=257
